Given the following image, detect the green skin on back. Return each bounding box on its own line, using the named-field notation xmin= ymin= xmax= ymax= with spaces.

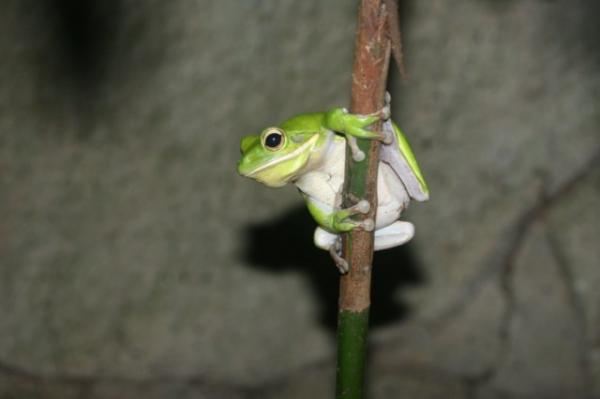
xmin=392 ymin=123 xmax=428 ymax=196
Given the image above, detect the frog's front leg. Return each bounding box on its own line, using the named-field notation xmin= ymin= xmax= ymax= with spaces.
xmin=324 ymin=94 xmax=392 ymax=161
xmin=306 ymin=198 xmax=373 ymax=273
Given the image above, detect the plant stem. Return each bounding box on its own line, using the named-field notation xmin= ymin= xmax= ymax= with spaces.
xmin=336 ymin=0 xmax=394 ymax=398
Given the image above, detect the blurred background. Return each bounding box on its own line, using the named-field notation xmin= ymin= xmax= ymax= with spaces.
xmin=1 ymin=1 xmax=599 ymax=398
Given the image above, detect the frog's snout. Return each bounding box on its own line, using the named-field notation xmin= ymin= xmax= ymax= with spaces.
xmin=237 ymin=158 xmax=249 ymax=177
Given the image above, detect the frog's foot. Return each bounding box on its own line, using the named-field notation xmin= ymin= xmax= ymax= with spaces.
xmin=314 ymin=199 xmax=372 ymax=274
xmin=325 ymin=102 xmax=393 ymax=161
xmin=341 ymin=108 xmax=390 ymax=143
xmin=344 ymin=102 xmax=392 ymax=161
xmin=373 ymin=221 xmax=414 ymax=251
xmin=333 ymin=200 xmax=374 ymax=232
xmin=329 ymin=237 xmax=349 ymax=274
xmin=314 ymin=228 xmax=348 ymax=273
xmin=364 ymin=94 xmax=391 ymax=121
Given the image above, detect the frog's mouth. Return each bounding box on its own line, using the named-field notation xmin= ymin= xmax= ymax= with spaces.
xmin=245 ymin=134 xmax=319 ymax=178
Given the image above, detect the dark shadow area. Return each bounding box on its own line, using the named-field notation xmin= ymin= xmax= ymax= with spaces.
xmin=555 ymin=0 xmax=600 ymax=64
xmin=242 ymin=204 xmax=423 ymax=333
xmin=476 ymin=0 xmax=600 ymax=64
xmin=48 ymin=0 xmax=124 ymax=89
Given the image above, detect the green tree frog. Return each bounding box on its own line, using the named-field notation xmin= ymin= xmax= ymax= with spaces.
xmin=237 ymin=95 xmax=429 ymax=273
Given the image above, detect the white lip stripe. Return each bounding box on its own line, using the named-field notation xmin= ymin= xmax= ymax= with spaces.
xmin=248 ymin=134 xmax=319 ymax=176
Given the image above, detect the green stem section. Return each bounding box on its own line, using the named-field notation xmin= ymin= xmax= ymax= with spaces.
xmin=336 ymin=310 xmax=370 ymax=399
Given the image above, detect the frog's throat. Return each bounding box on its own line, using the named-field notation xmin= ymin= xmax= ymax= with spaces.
xmin=246 ymin=134 xmax=320 ymax=177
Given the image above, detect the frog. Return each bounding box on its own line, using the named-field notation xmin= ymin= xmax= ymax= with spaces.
xmin=237 ymin=94 xmax=429 ymax=273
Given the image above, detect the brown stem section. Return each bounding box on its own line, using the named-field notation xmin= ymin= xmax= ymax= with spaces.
xmin=340 ymin=0 xmax=392 ymax=312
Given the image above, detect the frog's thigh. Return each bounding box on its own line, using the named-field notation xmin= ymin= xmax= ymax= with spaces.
xmin=374 ymin=221 xmax=414 ymax=251
xmin=314 ymin=227 xmax=338 ymax=251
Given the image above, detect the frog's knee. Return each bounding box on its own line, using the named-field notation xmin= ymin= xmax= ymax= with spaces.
xmin=373 ymin=221 xmax=414 ymax=251
xmin=314 ymin=227 xmax=338 ymax=251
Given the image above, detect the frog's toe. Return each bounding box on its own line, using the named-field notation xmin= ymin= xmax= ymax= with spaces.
xmin=355 ymin=200 xmax=370 ymax=214
xmin=347 ymin=136 xmax=366 ymax=162
xmin=379 ymin=103 xmax=391 ymax=121
xmin=381 ymin=120 xmax=394 ymax=145
xmin=361 ymin=98 xmax=390 ymax=122
xmin=352 ymin=150 xmax=366 ymax=162
xmin=384 ymin=91 xmax=392 ymax=106
xmin=333 ymin=201 xmax=373 ymax=232
xmin=361 ymin=218 xmax=375 ymax=232
xmin=328 ymin=236 xmax=349 ymax=274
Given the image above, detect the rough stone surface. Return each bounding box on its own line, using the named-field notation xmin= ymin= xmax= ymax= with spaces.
xmin=545 ymin=168 xmax=600 ymax=398
xmin=374 ymin=280 xmax=505 ymax=380
xmin=1 ymin=0 xmax=599 ymax=398
xmin=483 ymin=222 xmax=587 ymax=398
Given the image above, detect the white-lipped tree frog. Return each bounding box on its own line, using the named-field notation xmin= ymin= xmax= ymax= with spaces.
xmin=238 ymin=95 xmax=429 ymax=273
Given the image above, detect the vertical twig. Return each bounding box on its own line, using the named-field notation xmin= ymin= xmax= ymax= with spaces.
xmin=336 ymin=1 xmax=395 ymax=398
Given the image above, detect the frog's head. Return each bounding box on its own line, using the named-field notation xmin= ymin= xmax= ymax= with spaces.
xmin=237 ymin=124 xmax=321 ymax=188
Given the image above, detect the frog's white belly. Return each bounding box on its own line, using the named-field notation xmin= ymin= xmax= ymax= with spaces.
xmin=294 ymin=140 xmax=410 ymax=230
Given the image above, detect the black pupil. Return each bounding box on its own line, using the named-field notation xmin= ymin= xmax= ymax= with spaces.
xmin=266 ymin=133 xmax=282 ymax=148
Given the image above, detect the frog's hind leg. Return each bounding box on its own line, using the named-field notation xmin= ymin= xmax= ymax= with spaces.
xmin=373 ymin=221 xmax=414 ymax=251
xmin=314 ymin=227 xmax=337 ymax=251
xmin=314 ymin=228 xmax=349 ymax=273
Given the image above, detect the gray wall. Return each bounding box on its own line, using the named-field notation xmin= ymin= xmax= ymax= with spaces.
xmin=1 ymin=1 xmax=599 ymax=398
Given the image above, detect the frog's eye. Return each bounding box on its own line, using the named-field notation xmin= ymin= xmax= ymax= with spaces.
xmin=262 ymin=128 xmax=285 ymax=151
